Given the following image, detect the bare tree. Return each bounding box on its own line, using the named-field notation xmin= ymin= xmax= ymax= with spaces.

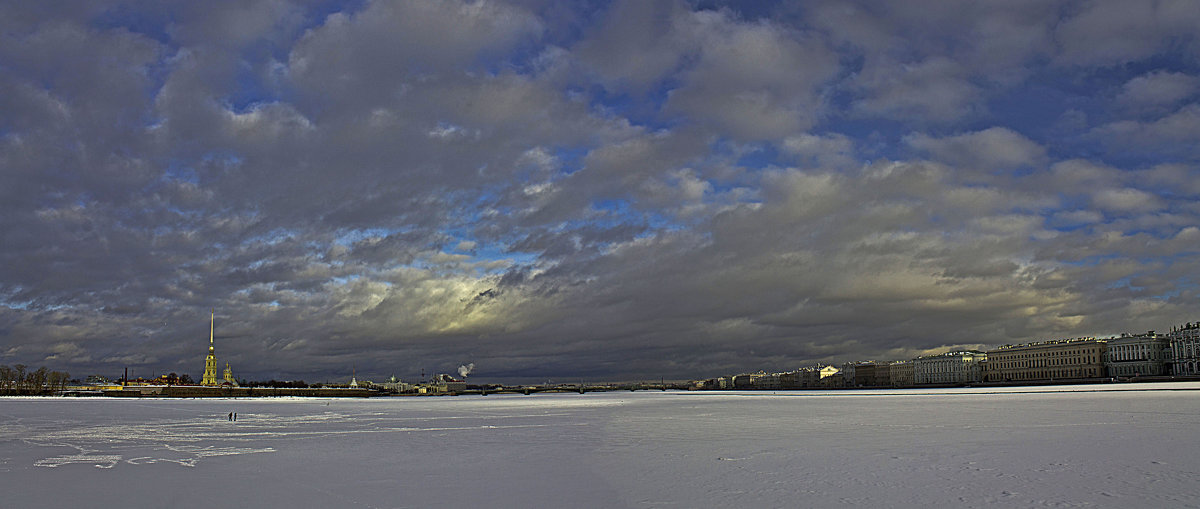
xmin=0 ymin=365 xmax=11 ymax=394
xmin=13 ymin=364 xmax=27 ymax=392
xmin=31 ymin=367 xmax=48 ymax=393
xmin=48 ymin=371 xmax=70 ymax=392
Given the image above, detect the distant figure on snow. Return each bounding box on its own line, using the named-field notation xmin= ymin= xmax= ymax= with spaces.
xmin=228 ymin=412 xmax=233 ymax=421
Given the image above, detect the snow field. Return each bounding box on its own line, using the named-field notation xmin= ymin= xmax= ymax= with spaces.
xmin=2 ymin=383 xmax=1199 ymax=508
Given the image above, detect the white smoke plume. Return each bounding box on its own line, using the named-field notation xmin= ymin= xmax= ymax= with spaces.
xmin=458 ymin=363 xmax=475 ymax=379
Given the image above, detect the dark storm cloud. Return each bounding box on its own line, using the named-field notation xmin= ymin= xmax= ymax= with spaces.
xmin=1 ymin=0 xmax=1198 ymax=382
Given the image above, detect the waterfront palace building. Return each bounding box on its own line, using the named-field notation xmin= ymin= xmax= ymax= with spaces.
xmin=1170 ymin=322 xmax=1200 ymax=375
xmin=913 ymin=351 xmax=986 ymax=385
xmin=1105 ymin=331 xmax=1171 ymax=377
xmin=983 ymin=338 xmax=1106 ymax=382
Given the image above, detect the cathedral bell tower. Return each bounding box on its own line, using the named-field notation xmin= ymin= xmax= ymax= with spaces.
xmin=201 ymin=309 xmax=219 ymax=386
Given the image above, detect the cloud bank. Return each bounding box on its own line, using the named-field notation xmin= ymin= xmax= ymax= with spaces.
xmin=1 ymin=0 xmax=1197 ymax=382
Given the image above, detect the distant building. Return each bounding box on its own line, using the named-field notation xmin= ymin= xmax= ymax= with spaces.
xmin=889 ymin=360 xmax=914 ymax=387
xmin=983 ymin=338 xmax=1106 ymax=382
xmin=757 ymin=373 xmax=781 ymax=389
xmin=428 ymin=374 xmax=466 ymax=393
xmin=818 ymin=365 xmax=840 ymax=379
xmin=913 ymin=351 xmax=986 ymax=385
xmin=223 ymin=363 xmax=238 ymax=387
xmin=852 ymin=362 xmax=878 ymax=387
xmin=84 ymin=374 xmax=116 ymax=386
xmin=732 ymin=372 xmax=765 ymax=389
xmin=839 ymin=363 xmax=855 ymax=385
xmin=380 ymin=375 xmax=414 ymax=393
xmin=874 ymin=362 xmax=892 ymax=387
xmin=1104 ymin=331 xmax=1170 ymax=377
xmin=1169 ymin=322 xmax=1200 ymax=375
xmin=76 ymin=375 xmax=122 ymax=391
xmin=822 ymin=372 xmax=848 ymax=387
xmin=780 ymin=366 xmax=841 ymax=388
xmin=151 ymin=373 xmax=182 ymax=385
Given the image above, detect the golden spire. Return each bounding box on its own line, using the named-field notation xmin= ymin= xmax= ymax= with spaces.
xmin=202 ymin=309 xmax=219 ymax=386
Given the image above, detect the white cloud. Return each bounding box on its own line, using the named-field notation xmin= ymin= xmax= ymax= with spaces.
xmin=781 ymin=133 xmax=857 ymax=168
xmin=850 ymin=57 xmax=981 ymax=123
xmin=1048 ymin=159 xmax=1121 ymax=188
xmin=1090 ymin=104 xmax=1200 ymax=156
xmin=1117 ymin=70 xmax=1200 ymax=109
xmin=906 ymin=127 xmax=1046 ymax=171
xmin=1092 ymin=188 xmax=1164 ymax=214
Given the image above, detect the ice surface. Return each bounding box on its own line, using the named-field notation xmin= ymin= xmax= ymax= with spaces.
xmin=3 ymin=383 xmax=1200 ymax=508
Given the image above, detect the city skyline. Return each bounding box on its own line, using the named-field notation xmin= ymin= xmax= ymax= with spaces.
xmin=1 ymin=1 xmax=1198 ymax=382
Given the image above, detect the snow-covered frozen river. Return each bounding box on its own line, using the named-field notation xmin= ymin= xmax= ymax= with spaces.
xmin=3 ymin=383 xmax=1199 ymax=508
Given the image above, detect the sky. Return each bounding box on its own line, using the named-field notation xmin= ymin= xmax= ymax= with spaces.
xmin=1 ymin=0 xmax=1198 ymax=383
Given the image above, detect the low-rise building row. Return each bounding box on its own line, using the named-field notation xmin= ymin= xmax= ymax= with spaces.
xmin=698 ymin=320 xmax=1200 ymax=389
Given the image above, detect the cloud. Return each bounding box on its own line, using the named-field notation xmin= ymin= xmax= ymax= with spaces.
xmin=906 ymin=127 xmax=1046 ymax=171
xmin=806 ymin=0 xmax=1058 ymax=123
xmin=289 ymin=0 xmax=543 ymax=81
xmin=578 ymin=2 xmax=839 ymax=140
xmin=1054 ymin=0 xmax=1200 ymax=67
xmin=1089 ymin=104 xmax=1200 ymax=158
xmin=781 ymin=133 xmax=857 ymax=168
xmin=1117 ymin=71 xmax=1200 ymax=109
xmin=1091 ymin=188 xmax=1165 ymax=214
xmin=1048 ymin=209 xmax=1103 ymax=229
xmin=0 ymin=1 xmax=1197 ymax=382
xmin=663 ymin=11 xmax=838 ymax=140
xmin=573 ymin=0 xmax=692 ymax=91
xmin=850 ymin=57 xmax=982 ymax=123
